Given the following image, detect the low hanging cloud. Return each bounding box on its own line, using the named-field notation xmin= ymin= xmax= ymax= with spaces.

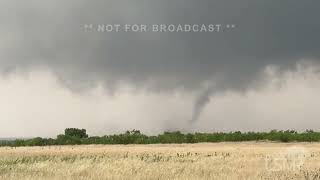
xmin=1 ymin=63 xmax=320 ymax=137
xmin=0 ymin=1 xmax=320 ymax=136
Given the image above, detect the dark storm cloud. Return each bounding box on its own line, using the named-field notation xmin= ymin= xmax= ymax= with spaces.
xmin=1 ymin=0 xmax=320 ymax=92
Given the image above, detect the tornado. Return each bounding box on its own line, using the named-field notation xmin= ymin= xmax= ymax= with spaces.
xmin=190 ymin=86 xmax=214 ymax=123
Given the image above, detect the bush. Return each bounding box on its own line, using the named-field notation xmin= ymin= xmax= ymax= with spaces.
xmin=56 ymin=134 xmax=81 ymax=145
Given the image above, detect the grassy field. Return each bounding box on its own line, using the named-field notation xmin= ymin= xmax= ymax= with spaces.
xmin=1 ymin=143 xmax=320 ymax=180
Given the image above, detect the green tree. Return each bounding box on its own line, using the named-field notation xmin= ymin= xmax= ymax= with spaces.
xmin=64 ymin=128 xmax=88 ymax=138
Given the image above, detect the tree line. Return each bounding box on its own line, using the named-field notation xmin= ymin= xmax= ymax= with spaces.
xmin=1 ymin=128 xmax=320 ymax=146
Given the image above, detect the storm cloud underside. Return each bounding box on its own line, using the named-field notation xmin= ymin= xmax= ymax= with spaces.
xmin=1 ymin=0 xmax=320 ymax=90
xmin=0 ymin=1 xmax=320 ymax=136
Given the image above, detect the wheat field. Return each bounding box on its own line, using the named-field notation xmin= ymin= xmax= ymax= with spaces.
xmin=1 ymin=143 xmax=320 ymax=180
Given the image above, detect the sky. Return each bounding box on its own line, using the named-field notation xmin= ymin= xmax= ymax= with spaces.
xmin=1 ymin=1 xmax=320 ymax=137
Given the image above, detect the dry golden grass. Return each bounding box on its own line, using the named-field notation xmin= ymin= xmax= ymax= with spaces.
xmin=1 ymin=143 xmax=320 ymax=180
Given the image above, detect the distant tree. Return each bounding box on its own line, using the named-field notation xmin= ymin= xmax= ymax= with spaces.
xmin=5 ymin=128 xmax=320 ymax=147
xmin=125 ymin=129 xmax=141 ymax=135
xmin=306 ymin=129 xmax=314 ymax=133
xmin=26 ymin=137 xmax=45 ymax=146
xmin=64 ymin=128 xmax=88 ymax=138
xmin=186 ymin=133 xmax=195 ymax=143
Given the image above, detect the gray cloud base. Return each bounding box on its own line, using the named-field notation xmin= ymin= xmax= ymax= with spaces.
xmin=1 ymin=0 xmax=320 ymax=92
